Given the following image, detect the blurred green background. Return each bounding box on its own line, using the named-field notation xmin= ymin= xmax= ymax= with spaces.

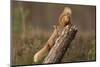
xmin=11 ymin=1 xmax=96 ymax=65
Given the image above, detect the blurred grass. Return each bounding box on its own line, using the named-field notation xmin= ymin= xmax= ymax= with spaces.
xmin=12 ymin=28 xmax=96 ymax=65
xmin=12 ymin=19 xmax=96 ymax=65
xmin=12 ymin=27 xmax=51 ymax=65
xmin=61 ymin=32 xmax=96 ymax=62
xmin=88 ymin=40 xmax=96 ymax=60
xmin=12 ymin=5 xmax=96 ymax=65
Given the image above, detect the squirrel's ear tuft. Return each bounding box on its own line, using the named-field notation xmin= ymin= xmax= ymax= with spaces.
xmin=63 ymin=7 xmax=72 ymax=16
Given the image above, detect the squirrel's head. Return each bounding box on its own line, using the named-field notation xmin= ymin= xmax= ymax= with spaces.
xmin=59 ymin=7 xmax=72 ymax=25
xmin=63 ymin=7 xmax=72 ymax=17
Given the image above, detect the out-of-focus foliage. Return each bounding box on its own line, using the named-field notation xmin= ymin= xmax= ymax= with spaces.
xmin=88 ymin=40 xmax=96 ymax=60
xmin=11 ymin=1 xmax=96 ymax=65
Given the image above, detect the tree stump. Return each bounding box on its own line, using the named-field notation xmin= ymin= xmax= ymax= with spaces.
xmin=43 ymin=25 xmax=77 ymax=64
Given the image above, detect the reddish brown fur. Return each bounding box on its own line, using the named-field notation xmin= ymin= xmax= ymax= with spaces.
xmin=34 ymin=7 xmax=72 ymax=63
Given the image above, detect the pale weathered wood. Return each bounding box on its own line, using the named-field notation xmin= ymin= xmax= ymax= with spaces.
xmin=43 ymin=25 xmax=77 ymax=64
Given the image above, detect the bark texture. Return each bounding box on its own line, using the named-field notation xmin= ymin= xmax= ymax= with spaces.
xmin=43 ymin=25 xmax=77 ymax=64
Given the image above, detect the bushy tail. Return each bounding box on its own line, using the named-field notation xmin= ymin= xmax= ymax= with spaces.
xmin=34 ymin=43 xmax=51 ymax=63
